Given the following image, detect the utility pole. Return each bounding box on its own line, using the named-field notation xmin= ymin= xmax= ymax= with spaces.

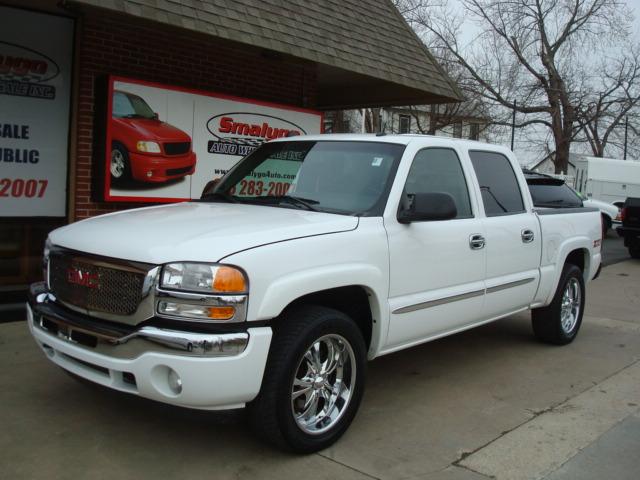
xmin=510 ymin=100 xmax=516 ymax=151
xmin=624 ymin=115 xmax=628 ymax=160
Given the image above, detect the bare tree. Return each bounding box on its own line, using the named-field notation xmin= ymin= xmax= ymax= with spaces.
xmin=574 ymin=48 xmax=640 ymax=158
xmin=411 ymin=0 xmax=637 ymax=173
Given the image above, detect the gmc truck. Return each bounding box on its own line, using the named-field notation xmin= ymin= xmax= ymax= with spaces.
xmin=28 ymin=134 xmax=602 ymax=453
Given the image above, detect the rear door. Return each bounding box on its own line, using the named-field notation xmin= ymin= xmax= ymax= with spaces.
xmin=469 ymin=150 xmax=541 ymax=318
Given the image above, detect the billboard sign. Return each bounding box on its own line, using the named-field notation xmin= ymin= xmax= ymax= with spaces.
xmin=0 ymin=7 xmax=73 ymax=217
xmin=104 ymin=76 xmax=322 ymax=202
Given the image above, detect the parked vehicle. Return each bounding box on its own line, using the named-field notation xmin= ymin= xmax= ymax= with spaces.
xmin=573 ymin=156 xmax=640 ymax=205
xmin=616 ymin=197 xmax=640 ymax=258
xmin=28 ymin=135 xmax=601 ymax=453
xmin=110 ymin=90 xmax=196 ymax=183
xmin=524 ymin=170 xmax=620 ymax=236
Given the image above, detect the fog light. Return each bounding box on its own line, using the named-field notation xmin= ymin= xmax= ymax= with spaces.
xmin=146 ymin=171 xmax=153 ymax=177
xmin=168 ymin=368 xmax=182 ymax=395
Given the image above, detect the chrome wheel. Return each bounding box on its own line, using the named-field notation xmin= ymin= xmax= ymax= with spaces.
xmin=560 ymin=277 xmax=581 ymax=334
xmin=291 ymin=334 xmax=356 ymax=435
xmin=111 ymin=148 xmax=125 ymax=178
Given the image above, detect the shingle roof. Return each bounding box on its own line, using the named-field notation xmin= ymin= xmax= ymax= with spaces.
xmin=72 ymin=0 xmax=463 ymax=106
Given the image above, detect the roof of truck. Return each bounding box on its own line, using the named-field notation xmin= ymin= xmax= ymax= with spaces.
xmin=274 ymin=133 xmax=511 ymax=153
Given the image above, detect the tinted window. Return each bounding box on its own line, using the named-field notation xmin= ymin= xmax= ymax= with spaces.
xmin=469 ymin=151 xmax=525 ymax=216
xmin=404 ymin=148 xmax=472 ymax=218
xmin=528 ymin=182 xmax=583 ymax=208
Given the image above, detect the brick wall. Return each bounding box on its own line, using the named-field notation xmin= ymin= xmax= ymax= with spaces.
xmin=73 ymin=8 xmax=317 ymax=220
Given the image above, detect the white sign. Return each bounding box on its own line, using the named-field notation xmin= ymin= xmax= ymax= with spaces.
xmin=105 ymin=77 xmax=322 ymax=202
xmin=0 ymin=7 xmax=73 ymax=217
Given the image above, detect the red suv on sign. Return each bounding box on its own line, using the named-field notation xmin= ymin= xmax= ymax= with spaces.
xmin=110 ymin=90 xmax=197 ymax=183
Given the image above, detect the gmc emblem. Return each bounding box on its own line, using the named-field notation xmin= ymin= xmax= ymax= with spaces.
xmin=66 ymin=266 xmax=99 ymax=289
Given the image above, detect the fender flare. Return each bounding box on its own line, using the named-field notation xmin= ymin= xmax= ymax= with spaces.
xmin=543 ymin=237 xmax=592 ymax=305
xmin=255 ymin=263 xmax=388 ymax=357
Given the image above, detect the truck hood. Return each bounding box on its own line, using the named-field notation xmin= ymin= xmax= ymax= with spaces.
xmin=113 ymin=118 xmax=191 ymax=142
xmin=49 ymin=202 xmax=359 ymax=264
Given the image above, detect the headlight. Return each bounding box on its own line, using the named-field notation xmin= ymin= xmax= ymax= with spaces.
xmin=43 ymin=237 xmax=52 ymax=285
xmin=161 ymin=263 xmax=247 ymax=293
xmin=136 ymin=141 xmax=161 ymax=153
xmin=158 ymin=263 xmax=248 ymax=322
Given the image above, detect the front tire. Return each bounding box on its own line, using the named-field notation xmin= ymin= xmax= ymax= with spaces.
xmin=248 ymin=305 xmax=366 ymax=453
xmin=110 ymin=142 xmax=131 ymax=184
xmin=532 ymin=264 xmax=585 ymax=345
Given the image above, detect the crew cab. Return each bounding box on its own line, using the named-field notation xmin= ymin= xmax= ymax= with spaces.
xmin=28 ymin=135 xmax=602 ymax=453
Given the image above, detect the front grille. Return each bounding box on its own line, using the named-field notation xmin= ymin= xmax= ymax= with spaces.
xmin=166 ymin=166 xmax=191 ymax=176
xmin=163 ymin=142 xmax=190 ymax=155
xmin=49 ymin=252 xmax=146 ymax=316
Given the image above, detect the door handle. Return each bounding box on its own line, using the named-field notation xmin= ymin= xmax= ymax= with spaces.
xmin=521 ymin=229 xmax=535 ymax=243
xmin=469 ymin=234 xmax=485 ymax=250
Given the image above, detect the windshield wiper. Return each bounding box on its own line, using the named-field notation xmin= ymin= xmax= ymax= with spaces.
xmin=122 ymin=114 xmax=150 ymax=119
xmin=246 ymin=195 xmax=320 ymax=211
xmin=199 ymin=191 xmax=241 ymax=203
xmin=279 ymin=195 xmax=320 ymax=211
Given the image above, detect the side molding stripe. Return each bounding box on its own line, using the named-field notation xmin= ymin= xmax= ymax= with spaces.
xmin=392 ymin=277 xmax=536 ymax=314
xmin=393 ymin=289 xmax=484 ymax=314
xmin=485 ymin=277 xmax=535 ymax=294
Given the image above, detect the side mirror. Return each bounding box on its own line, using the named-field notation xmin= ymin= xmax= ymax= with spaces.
xmin=201 ymin=178 xmax=220 ymax=198
xmin=398 ymin=192 xmax=457 ymax=224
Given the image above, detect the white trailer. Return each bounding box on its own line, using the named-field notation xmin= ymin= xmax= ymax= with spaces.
xmin=572 ymin=155 xmax=640 ymax=205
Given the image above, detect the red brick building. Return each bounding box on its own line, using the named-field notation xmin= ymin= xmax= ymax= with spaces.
xmin=0 ymin=0 xmax=461 ymax=305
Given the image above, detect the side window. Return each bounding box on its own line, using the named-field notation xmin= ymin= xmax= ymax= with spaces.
xmin=469 ymin=151 xmax=525 ymax=216
xmin=404 ymin=148 xmax=472 ymax=218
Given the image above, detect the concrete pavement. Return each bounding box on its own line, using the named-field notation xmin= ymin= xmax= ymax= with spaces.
xmin=1 ymin=260 xmax=639 ymax=480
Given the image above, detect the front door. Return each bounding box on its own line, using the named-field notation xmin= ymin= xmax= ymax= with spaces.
xmin=385 ymin=147 xmax=486 ymax=351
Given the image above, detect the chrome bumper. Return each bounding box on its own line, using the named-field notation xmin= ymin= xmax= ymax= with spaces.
xmin=30 ymin=285 xmax=249 ymax=359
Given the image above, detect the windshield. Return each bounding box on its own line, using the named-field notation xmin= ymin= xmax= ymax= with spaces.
xmin=113 ymin=91 xmax=156 ymax=119
xmin=202 ymin=140 xmax=405 ymax=216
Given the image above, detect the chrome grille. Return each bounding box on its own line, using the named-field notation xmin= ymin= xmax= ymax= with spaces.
xmin=49 ymin=251 xmax=146 ymax=316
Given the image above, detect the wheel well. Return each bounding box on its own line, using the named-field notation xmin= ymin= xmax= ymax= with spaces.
xmin=564 ymin=249 xmax=586 ymax=273
xmin=285 ymin=286 xmax=373 ymax=349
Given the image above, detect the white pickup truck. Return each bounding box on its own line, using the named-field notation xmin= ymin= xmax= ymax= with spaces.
xmin=28 ymin=134 xmax=602 ymax=452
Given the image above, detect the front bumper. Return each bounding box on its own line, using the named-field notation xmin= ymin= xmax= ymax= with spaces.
xmin=129 ymin=151 xmax=196 ymax=183
xmin=27 ymin=290 xmax=272 ymax=410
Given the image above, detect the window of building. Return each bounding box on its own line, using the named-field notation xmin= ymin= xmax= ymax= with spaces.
xmin=404 ymin=148 xmax=473 ymax=218
xmin=399 ymin=114 xmax=411 ymax=134
xmin=469 ymin=123 xmax=480 ymax=140
xmin=469 ymin=150 xmax=525 ymax=216
xmin=453 ymin=121 xmax=462 ymax=138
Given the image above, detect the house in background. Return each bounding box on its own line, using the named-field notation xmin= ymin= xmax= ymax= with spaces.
xmin=325 ymin=100 xmax=490 ymax=141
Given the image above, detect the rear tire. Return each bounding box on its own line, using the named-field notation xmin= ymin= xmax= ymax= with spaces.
xmin=532 ymin=264 xmax=585 ymax=345
xmin=248 ymin=305 xmax=366 ymax=453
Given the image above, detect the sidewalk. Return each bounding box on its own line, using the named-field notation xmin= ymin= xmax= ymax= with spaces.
xmin=1 ymin=260 xmax=639 ymax=480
